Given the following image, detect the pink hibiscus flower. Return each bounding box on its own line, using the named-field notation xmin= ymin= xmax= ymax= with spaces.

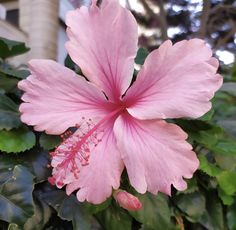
xmin=18 ymin=0 xmax=223 ymax=204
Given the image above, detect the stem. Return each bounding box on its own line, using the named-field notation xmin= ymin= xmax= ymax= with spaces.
xmin=197 ymin=0 xmax=211 ymax=38
xmin=139 ymin=0 xmax=168 ymax=41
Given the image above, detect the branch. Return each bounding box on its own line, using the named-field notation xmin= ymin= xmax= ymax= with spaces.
xmin=126 ymin=0 xmax=131 ymax=10
xmin=209 ymin=4 xmax=234 ymax=16
xmin=139 ymin=0 xmax=168 ymax=41
xmin=156 ymin=0 xmax=168 ymax=41
xmin=197 ymin=0 xmax=211 ymax=38
xmin=140 ymin=0 xmax=154 ymax=16
xmin=214 ymin=22 xmax=236 ymax=50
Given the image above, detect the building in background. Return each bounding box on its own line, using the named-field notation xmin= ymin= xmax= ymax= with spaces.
xmin=0 ymin=0 xmax=74 ymax=64
xmin=0 ymin=0 xmax=234 ymax=66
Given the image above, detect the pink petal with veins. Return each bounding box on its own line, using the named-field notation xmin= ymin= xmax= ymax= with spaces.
xmin=125 ymin=39 xmax=223 ymax=120
xmin=66 ymin=119 xmax=124 ymax=204
xmin=114 ymin=113 xmax=199 ymax=195
xmin=66 ymin=0 xmax=138 ymax=100
xmin=18 ymin=59 xmax=112 ymax=135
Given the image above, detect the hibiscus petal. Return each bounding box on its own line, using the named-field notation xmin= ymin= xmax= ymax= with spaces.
xmin=18 ymin=59 xmax=111 ymax=135
xmin=66 ymin=0 xmax=138 ymax=100
xmin=114 ymin=113 xmax=199 ymax=195
xmin=125 ymin=39 xmax=223 ymax=119
xmin=66 ymin=120 xmax=124 ymax=204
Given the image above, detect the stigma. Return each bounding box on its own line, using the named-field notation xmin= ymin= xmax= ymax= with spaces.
xmin=48 ymin=106 xmax=126 ymax=188
xmin=48 ymin=118 xmax=103 ymax=188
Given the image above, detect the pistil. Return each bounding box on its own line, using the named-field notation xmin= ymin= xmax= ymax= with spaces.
xmin=48 ymin=105 xmax=125 ymax=188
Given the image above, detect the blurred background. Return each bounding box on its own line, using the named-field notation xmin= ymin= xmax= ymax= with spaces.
xmin=0 ymin=0 xmax=235 ymax=66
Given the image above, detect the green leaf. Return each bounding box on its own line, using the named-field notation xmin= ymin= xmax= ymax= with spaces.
xmin=178 ymin=120 xmax=236 ymax=156
xmin=0 ymin=94 xmax=21 ymax=130
xmin=199 ymin=193 xmax=224 ymax=230
xmin=227 ymin=202 xmax=236 ymax=230
xmin=213 ymin=138 xmax=236 ymax=156
xmin=64 ymin=54 xmax=81 ymax=75
xmin=19 ymin=149 xmax=51 ymax=183
xmin=40 ymin=187 xmax=92 ymax=230
xmin=0 ymin=37 xmax=30 ymax=59
xmin=8 ymin=223 xmax=20 ymax=230
xmin=214 ymin=153 xmax=236 ymax=171
xmin=0 ymin=66 xmax=30 ymax=79
xmin=24 ymin=190 xmax=52 ymax=230
xmin=64 ymin=54 xmax=76 ymax=70
xmin=0 ymin=165 xmax=34 ymax=226
xmin=0 ymin=149 xmax=50 ymax=183
xmin=0 ymin=127 xmax=35 ymax=153
xmin=199 ymin=154 xmax=221 ymax=177
xmin=0 ymin=220 xmax=8 ymax=229
xmin=217 ymin=171 xmax=236 ymax=196
xmin=39 ymin=133 xmax=61 ymax=150
xmin=84 ymin=198 xmax=111 ymax=214
xmin=191 ymin=125 xmax=222 ymax=147
xmin=218 ymin=188 xmax=234 ymax=205
xmin=0 ymin=75 xmax=18 ymax=93
xmin=97 ymin=205 xmax=132 ymax=230
xmin=181 ymin=178 xmax=199 ymax=194
xmin=0 ymin=156 xmax=15 ymax=185
xmin=129 ymin=193 xmax=172 ymax=230
xmin=40 ymin=188 xmax=66 ymax=211
xmin=175 ymin=192 xmax=205 ymax=222
xmin=213 ymin=91 xmax=236 ymax=118
xmin=135 ymin=48 xmax=149 ymax=65
xmin=176 ymin=120 xmax=217 ymax=137
xmin=58 ymin=195 xmax=92 ymax=230
xmin=199 ymin=109 xmax=214 ymax=121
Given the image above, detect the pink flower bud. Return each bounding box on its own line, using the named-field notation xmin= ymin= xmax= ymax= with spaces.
xmin=113 ymin=190 xmax=142 ymax=211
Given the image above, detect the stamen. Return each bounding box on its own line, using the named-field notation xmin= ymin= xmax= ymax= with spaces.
xmin=49 ymin=106 xmax=125 ymax=188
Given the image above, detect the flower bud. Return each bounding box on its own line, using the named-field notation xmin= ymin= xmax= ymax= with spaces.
xmin=113 ymin=190 xmax=142 ymax=211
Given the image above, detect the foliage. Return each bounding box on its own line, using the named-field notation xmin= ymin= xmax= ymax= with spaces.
xmin=0 ymin=37 xmax=30 ymax=59
xmin=0 ymin=32 xmax=236 ymax=230
xmin=132 ymin=0 xmax=236 ymax=55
